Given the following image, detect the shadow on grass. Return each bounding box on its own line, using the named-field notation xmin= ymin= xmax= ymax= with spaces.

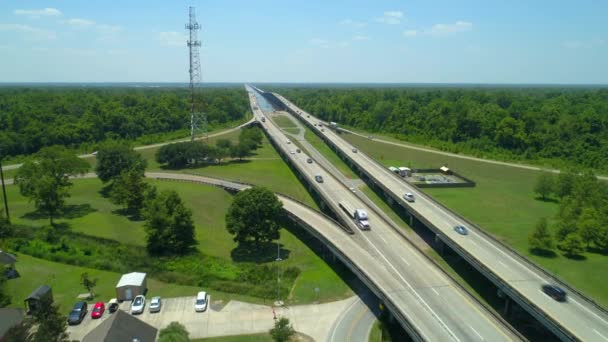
xmin=529 ymin=248 xmax=558 ymax=258
xmin=21 ymin=204 xmax=97 ymax=221
xmin=587 ymin=246 xmax=608 ymax=256
xmin=562 ymin=253 xmax=587 ymax=261
xmin=159 ymin=159 xmax=253 ymax=171
xmin=231 ymin=241 xmax=291 ymax=263
xmin=534 ymin=196 xmax=559 ymax=203
xmin=110 ymin=208 xmax=144 ymax=222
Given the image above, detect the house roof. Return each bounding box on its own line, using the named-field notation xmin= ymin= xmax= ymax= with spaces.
xmin=24 ymin=285 xmax=51 ymax=301
xmin=116 ymin=272 xmax=147 ymax=288
xmin=82 ymin=310 xmax=157 ymax=342
xmin=0 ymin=308 xmax=25 ymax=338
xmin=0 ymin=250 xmax=16 ymax=265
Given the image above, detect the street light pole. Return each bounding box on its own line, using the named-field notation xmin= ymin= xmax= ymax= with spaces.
xmin=275 ymin=241 xmax=283 ymax=306
xmin=0 ymin=150 xmax=9 ymax=224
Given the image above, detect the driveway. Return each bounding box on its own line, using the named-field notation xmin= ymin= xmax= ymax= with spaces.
xmin=67 ymin=296 xmax=358 ymax=341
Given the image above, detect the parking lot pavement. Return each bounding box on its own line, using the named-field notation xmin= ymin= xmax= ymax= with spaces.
xmin=67 ymin=296 xmax=356 ymax=341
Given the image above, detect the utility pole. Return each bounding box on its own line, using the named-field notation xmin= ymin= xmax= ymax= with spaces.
xmin=185 ymin=6 xmax=207 ymax=141
xmin=0 ymin=150 xmax=10 ymax=224
xmin=275 ymin=242 xmax=283 ymax=306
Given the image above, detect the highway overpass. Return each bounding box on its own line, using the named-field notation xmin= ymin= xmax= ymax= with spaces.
xmin=261 ymin=88 xmax=608 ymax=342
xmin=246 ymin=86 xmax=520 ymax=341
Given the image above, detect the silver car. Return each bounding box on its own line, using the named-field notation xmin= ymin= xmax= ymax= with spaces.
xmin=149 ymin=296 xmax=162 ymax=313
xmin=130 ymin=295 xmax=145 ymax=315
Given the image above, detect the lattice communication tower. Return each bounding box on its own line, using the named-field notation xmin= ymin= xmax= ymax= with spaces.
xmin=186 ymin=6 xmax=207 ymax=140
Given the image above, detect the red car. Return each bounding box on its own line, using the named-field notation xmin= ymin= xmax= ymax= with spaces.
xmin=91 ymin=302 xmax=105 ymax=319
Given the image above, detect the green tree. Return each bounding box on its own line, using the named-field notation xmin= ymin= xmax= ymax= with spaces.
xmin=144 ymin=190 xmax=196 ymax=256
xmin=0 ymin=273 xmax=11 ymax=307
xmin=226 ymin=187 xmax=283 ymax=244
xmin=270 ymin=317 xmax=295 ymax=342
xmin=595 ymin=226 xmax=608 ymax=252
xmin=158 ymin=322 xmax=190 ymax=342
xmin=80 ymin=272 xmax=98 ymax=297
xmin=559 ymin=233 xmax=585 ymax=258
xmin=528 ymin=218 xmax=554 ymax=253
xmin=534 ymin=172 xmax=555 ymax=201
xmin=555 ymin=170 xmax=576 ymax=199
xmin=230 ymin=143 xmax=251 ymax=161
xmin=578 ymin=208 xmax=601 ymax=248
xmin=14 ymin=146 xmax=90 ymax=225
xmin=30 ymin=296 xmax=68 ymax=342
xmin=110 ymin=168 xmax=149 ymax=215
xmin=95 ymin=141 xmax=146 ymax=183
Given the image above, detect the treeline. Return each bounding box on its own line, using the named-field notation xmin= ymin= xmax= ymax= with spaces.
xmin=270 ymin=86 xmax=608 ymax=171
xmin=0 ymin=86 xmax=250 ymax=158
xmin=531 ymin=171 xmax=608 ymax=257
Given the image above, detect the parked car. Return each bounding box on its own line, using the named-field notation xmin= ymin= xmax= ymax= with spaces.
xmin=306 ymin=158 xmax=313 ymax=164
xmin=453 ymin=225 xmax=468 ymax=235
xmin=149 ymin=296 xmax=162 ymax=313
xmin=403 ymin=193 xmax=415 ymax=203
xmin=131 ymin=295 xmax=146 ymax=315
xmin=91 ymin=302 xmax=105 ymax=319
xmin=542 ymin=284 xmax=567 ymax=302
xmin=195 ymin=291 xmax=208 ymax=312
xmin=68 ymin=301 xmax=88 ymax=325
xmin=315 ymin=175 xmax=324 ymax=183
xmin=108 ymin=298 xmax=119 ymax=313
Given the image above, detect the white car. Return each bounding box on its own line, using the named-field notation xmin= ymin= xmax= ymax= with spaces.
xmin=149 ymin=296 xmax=162 ymax=313
xmin=130 ymin=295 xmax=145 ymax=315
xmin=403 ymin=193 xmax=415 ymax=203
xmin=195 ymin=291 xmax=208 ymax=312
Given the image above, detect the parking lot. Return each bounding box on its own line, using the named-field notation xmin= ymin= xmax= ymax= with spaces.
xmin=66 ymin=296 xmax=354 ymax=341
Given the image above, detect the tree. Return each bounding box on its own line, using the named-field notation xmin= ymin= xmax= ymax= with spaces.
xmin=230 ymin=143 xmax=251 ymax=161
xmin=226 ymin=187 xmax=283 ymax=244
xmin=270 ymin=317 xmax=295 ymax=342
xmin=3 ymin=319 xmax=33 ymax=342
xmin=14 ymin=146 xmax=90 ymax=225
xmin=30 ymin=296 xmax=68 ymax=342
xmin=559 ymin=233 xmax=585 ymax=258
xmin=533 ymin=172 xmax=555 ymax=201
xmin=578 ymin=208 xmax=601 ymax=248
xmin=158 ymin=322 xmax=189 ymax=342
xmin=95 ymin=141 xmax=146 ymax=183
xmin=144 ymin=190 xmax=196 ymax=256
xmin=555 ymin=170 xmax=576 ymax=199
xmin=80 ymin=272 xmax=98 ymax=298
xmin=528 ymin=218 xmax=553 ymax=253
xmin=110 ymin=168 xmax=149 ymax=215
xmin=595 ymin=226 xmax=608 ymax=252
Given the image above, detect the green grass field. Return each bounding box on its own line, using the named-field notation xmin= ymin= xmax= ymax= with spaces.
xmin=271 ymin=114 xmax=299 ymax=130
xmin=302 ymin=128 xmax=357 ymax=179
xmin=3 ymin=177 xmax=351 ymax=305
xmin=342 ymin=131 xmax=608 ymax=307
xmin=193 ymin=333 xmax=273 ymax=342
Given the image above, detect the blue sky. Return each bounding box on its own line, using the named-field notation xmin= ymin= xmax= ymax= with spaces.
xmin=0 ymin=0 xmax=606 ymax=83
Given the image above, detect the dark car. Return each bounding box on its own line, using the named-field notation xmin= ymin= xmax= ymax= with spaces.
xmin=68 ymin=301 xmax=88 ymax=325
xmin=453 ymin=225 xmax=468 ymax=235
xmin=542 ymin=284 xmax=567 ymax=302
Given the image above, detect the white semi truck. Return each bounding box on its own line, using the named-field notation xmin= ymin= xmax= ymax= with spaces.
xmin=339 ymin=202 xmax=370 ymax=230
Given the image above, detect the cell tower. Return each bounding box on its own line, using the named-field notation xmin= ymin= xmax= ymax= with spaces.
xmin=186 ymin=6 xmax=207 ymax=140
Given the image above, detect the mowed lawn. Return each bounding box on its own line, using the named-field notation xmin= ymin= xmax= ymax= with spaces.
xmin=3 ymin=178 xmax=351 ymax=304
xmin=342 ymin=131 xmax=608 ymax=307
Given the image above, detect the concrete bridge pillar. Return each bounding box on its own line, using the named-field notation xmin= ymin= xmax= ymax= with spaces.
xmin=435 ymin=235 xmax=445 ymax=255
xmin=503 ymin=296 xmax=512 ymax=317
xmin=409 ymin=213 xmax=414 ymax=227
xmin=386 ymin=195 xmax=394 ymax=206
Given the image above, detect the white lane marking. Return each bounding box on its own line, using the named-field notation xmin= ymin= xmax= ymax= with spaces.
xmin=594 ymin=329 xmax=608 ymax=341
xmin=357 ymin=226 xmax=460 ymax=342
xmin=498 ymin=261 xmax=508 ymax=269
xmin=329 ymin=298 xmax=360 ymax=342
xmin=469 ymin=325 xmax=484 ymax=340
xmin=468 ymin=240 xmax=478 ymax=247
xmin=571 ymin=298 xmax=608 ymax=324
xmin=379 ymin=235 xmax=387 ymax=244
xmin=432 ymin=288 xmax=440 ymax=296
xmin=400 ymin=257 xmax=410 ymax=266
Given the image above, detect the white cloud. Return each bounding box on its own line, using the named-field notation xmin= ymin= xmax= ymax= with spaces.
xmin=403 ymin=30 xmax=418 ymax=37
xmin=375 ymin=11 xmax=403 ymax=25
xmin=339 ymin=19 xmax=366 ymax=28
xmin=159 ymin=31 xmax=187 ymax=47
xmin=61 ymin=18 xmax=96 ymax=27
xmin=353 ymin=35 xmax=370 ymax=41
xmin=429 ymin=21 xmax=472 ymax=36
xmin=0 ymin=23 xmax=56 ymax=40
xmin=14 ymin=8 xmax=62 ymax=18
xmin=562 ymin=38 xmax=605 ymax=49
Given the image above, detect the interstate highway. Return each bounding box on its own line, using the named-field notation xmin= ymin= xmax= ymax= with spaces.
xmin=271 ymin=91 xmax=608 ymax=342
xmin=247 ymin=86 xmax=519 ymax=341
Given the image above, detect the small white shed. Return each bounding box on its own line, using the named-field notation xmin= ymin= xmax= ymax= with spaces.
xmin=115 ymin=272 xmax=147 ymax=301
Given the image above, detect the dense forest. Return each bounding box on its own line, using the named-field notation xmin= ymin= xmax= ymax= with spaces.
xmin=0 ymin=86 xmax=250 ymax=158
xmin=269 ymin=86 xmax=608 ymax=172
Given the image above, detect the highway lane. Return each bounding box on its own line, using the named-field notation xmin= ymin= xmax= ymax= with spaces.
xmin=328 ymin=297 xmax=377 ymax=342
xmin=273 ymin=91 xmax=608 ymax=341
xmin=247 ymin=87 xmax=519 ymax=341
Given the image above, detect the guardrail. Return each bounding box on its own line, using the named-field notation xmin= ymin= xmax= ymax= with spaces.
xmin=266 ymin=91 xmax=595 ymax=341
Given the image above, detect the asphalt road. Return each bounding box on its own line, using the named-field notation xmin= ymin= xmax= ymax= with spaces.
xmin=247 ymin=87 xmax=519 ymax=341
xmin=273 ymin=91 xmax=608 ymax=342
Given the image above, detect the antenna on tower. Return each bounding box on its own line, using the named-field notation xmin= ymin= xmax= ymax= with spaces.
xmin=186 ymin=6 xmax=207 ymax=141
